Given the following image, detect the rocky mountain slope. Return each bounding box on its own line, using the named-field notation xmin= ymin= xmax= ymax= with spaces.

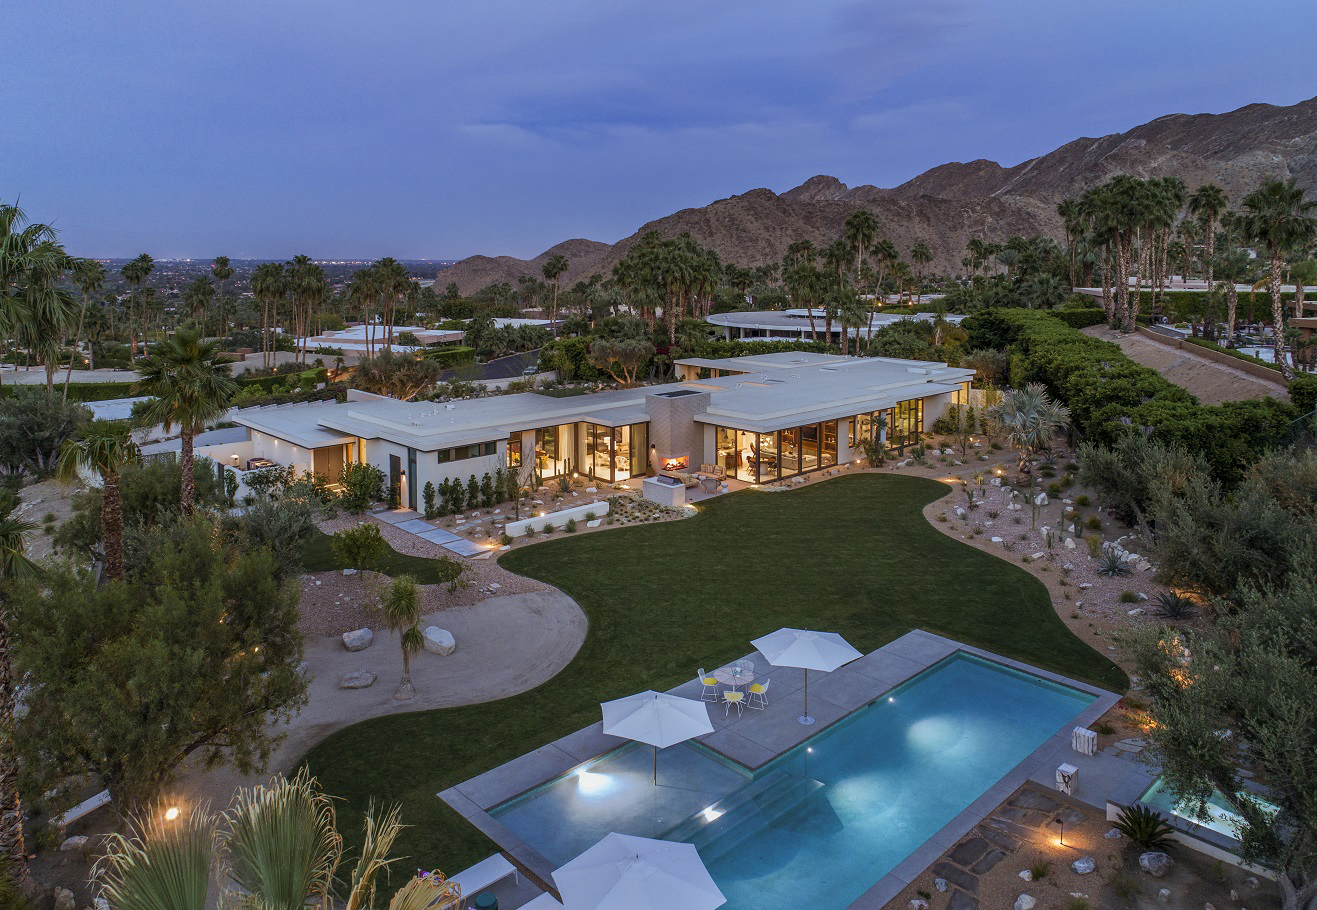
xmin=438 ymin=96 xmax=1317 ymax=287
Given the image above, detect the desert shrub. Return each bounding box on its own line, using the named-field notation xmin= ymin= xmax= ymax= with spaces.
xmin=339 ymin=462 xmax=385 ymax=514
xmin=1154 ymin=590 xmax=1198 ymax=619
xmin=565 ymin=518 xmax=577 ymax=533
xmin=1119 ymin=590 xmax=1140 ymax=603
xmin=330 ymin=522 xmax=389 ymax=571
xmin=1086 ymin=515 xmax=1102 ymax=531
xmin=1075 ymin=493 xmax=1091 ymax=507
xmin=1112 ymin=804 xmax=1176 ymax=850
xmin=1097 ymin=550 xmax=1132 ymax=577
xmin=1029 ymin=861 xmax=1051 ymax=880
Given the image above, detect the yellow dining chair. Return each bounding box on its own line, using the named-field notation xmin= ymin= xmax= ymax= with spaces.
xmin=698 ymin=669 xmax=720 ymax=702
xmin=747 ymin=678 xmax=771 ymax=709
xmin=723 ymin=690 xmax=745 ymax=716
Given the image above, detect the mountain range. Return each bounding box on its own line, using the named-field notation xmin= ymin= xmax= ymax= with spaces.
xmin=438 ymin=96 xmax=1317 ymax=292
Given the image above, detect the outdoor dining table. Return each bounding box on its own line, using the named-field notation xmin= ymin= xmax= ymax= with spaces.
xmin=712 ymin=663 xmax=755 ymax=689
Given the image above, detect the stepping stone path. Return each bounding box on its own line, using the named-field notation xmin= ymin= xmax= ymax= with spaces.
xmin=927 ymin=787 xmax=1079 ymax=910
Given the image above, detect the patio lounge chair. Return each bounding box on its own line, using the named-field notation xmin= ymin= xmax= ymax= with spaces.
xmin=450 ymin=854 xmax=518 ymax=905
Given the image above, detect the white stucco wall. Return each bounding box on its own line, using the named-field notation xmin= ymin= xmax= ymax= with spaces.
xmin=250 ymin=430 xmax=315 ymax=474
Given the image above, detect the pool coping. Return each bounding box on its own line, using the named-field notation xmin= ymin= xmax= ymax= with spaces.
xmin=438 ymin=629 xmax=1121 ymax=905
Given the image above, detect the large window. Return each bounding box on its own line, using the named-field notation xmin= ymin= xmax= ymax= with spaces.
xmin=581 ymin=422 xmax=647 ymax=484
xmin=437 ymin=441 xmax=497 ymax=464
xmin=506 ymin=431 xmax=522 ymax=469
xmin=848 ymin=401 xmax=923 ymax=454
xmin=535 ymin=424 xmax=576 ymax=478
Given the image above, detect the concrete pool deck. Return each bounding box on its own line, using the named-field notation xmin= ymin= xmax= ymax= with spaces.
xmin=439 ymin=630 xmax=1124 ymax=908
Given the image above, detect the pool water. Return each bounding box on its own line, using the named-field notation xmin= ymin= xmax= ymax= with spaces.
xmin=492 ymin=654 xmax=1094 ymax=910
xmin=1141 ymin=776 xmax=1279 ymax=841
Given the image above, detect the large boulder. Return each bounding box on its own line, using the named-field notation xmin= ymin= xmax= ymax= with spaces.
xmin=53 ymin=889 xmax=75 ymax=910
xmin=339 ymin=671 xmax=377 ymax=689
xmin=59 ymin=835 xmax=89 ymax=853
xmin=1139 ymin=852 xmax=1173 ymax=877
xmin=342 ymin=628 xmax=373 ymax=652
xmin=1014 ymin=895 xmax=1036 ymax=910
xmin=423 ymin=627 xmax=456 ymax=656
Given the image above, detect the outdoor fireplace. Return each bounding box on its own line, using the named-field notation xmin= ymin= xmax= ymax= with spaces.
xmin=661 ymin=455 xmax=690 ymax=472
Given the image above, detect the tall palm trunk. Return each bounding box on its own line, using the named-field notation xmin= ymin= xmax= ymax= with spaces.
xmin=0 ymin=601 xmax=27 ymax=883
xmin=180 ymin=428 xmax=196 ymax=515
xmin=1268 ymin=251 xmax=1294 ymax=379
xmin=64 ymin=295 xmax=90 ymax=400
xmin=103 ymin=472 xmax=125 ymax=580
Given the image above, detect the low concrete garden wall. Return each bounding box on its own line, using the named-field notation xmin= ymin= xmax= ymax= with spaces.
xmin=505 ymin=500 xmax=610 ymax=537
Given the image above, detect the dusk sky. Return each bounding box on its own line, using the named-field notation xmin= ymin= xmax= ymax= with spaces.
xmin=6 ymin=1 xmax=1312 ymax=260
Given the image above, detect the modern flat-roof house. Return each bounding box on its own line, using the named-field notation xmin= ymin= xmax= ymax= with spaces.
xmin=223 ymin=352 xmax=973 ymax=510
xmin=707 ymin=309 xmax=965 ymax=345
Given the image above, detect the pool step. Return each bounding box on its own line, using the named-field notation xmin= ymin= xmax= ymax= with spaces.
xmin=662 ymin=769 xmax=825 ymax=860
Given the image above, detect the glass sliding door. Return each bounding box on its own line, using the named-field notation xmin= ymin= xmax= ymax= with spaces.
xmin=628 ymin=423 xmax=648 ymax=478
xmin=779 ymin=427 xmax=800 ymax=476
xmin=822 ymin=421 xmax=838 ymax=467
xmin=801 ymin=423 xmax=820 ymax=473
xmin=755 ymin=432 xmax=779 ymax=483
xmin=717 ymin=427 xmax=737 ymax=477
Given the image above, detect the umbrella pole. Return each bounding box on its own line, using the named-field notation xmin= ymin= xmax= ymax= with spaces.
xmin=798 ymin=669 xmax=815 ymax=726
xmin=653 ymin=745 xmax=658 ymax=786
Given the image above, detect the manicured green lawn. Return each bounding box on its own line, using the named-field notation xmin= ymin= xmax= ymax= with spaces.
xmin=300 ymin=527 xmax=461 ymax=585
xmin=301 ymin=474 xmax=1123 ymax=872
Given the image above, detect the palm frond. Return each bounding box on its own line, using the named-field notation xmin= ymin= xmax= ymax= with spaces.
xmin=343 ymin=802 xmax=406 ymax=910
xmin=223 ymin=769 xmax=341 ymax=910
xmin=94 ymin=805 xmax=219 ymax=910
xmin=385 ymin=874 xmax=462 ymax=910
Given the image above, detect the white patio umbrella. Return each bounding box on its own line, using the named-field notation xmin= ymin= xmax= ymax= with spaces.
xmin=553 ymin=833 xmax=726 ymax=910
xmin=750 ymin=627 xmax=862 ymax=726
xmin=601 ymin=690 xmax=714 ymax=785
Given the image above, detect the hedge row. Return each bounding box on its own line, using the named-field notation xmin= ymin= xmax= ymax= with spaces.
xmin=1138 ymin=290 xmax=1296 ymax=307
xmin=1181 ymin=337 xmax=1283 ymax=374
xmin=965 ymin=309 xmax=1301 ymax=485
xmin=0 ymin=367 xmax=327 ymax=402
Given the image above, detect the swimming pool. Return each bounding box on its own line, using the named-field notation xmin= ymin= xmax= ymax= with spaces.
xmin=491 ymin=653 xmax=1095 ymax=909
xmin=1141 ymin=776 xmax=1279 ymax=842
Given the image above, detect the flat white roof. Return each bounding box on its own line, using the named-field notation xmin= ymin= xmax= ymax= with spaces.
xmin=243 ymin=353 xmax=972 ymax=452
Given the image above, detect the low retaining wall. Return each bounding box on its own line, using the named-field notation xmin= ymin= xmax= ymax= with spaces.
xmin=1135 ymin=327 xmax=1288 ymax=387
xmin=505 ymin=500 xmax=610 ymax=537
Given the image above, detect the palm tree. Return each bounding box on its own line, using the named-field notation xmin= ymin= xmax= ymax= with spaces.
xmin=989 ymin=383 xmax=1070 ymax=529
xmin=988 ymin=383 xmax=1070 ymax=475
xmin=120 ymin=254 xmax=154 ymax=359
xmin=1238 ymin=179 xmax=1317 ymax=376
xmin=0 ymin=203 xmax=75 ymax=389
xmin=251 ymin=262 xmax=286 ymax=369
xmin=910 ymin=244 xmax=933 ymax=304
xmin=182 ymin=276 xmax=215 ymax=333
xmin=542 ymin=254 xmax=570 ymax=334
xmin=66 ymin=259 xmax=106 ymax=397
xmin=844 ymin=210 xmax=881 ymax=281
xmin=133 ymin=330 xmax=238 ymax=513
xmin=57 ymin=420 xmax=140 ymax=580
xmin=97 ymin=770 xmax=418 ymax=910
xmin=210 ymin=256 xmax=234 ymax=338
xmin=380 ymin=575 xmax=424 ymax=701
xmin=1188 ymin=184 xmax=1229 ymax=289
xmin=0 ymin=512 xmax=36 ymax=882
xmin=1214 ymin=245 xmax=1252 ymax=342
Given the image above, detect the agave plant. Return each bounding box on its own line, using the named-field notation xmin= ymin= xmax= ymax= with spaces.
xmin=1113 ymin=803 xmax=1176 ymax=850
xmin=1096 ymin=550 xmax=1132 ymax=577
xmin=1154 ymin=591 xmax=1198 ymax=620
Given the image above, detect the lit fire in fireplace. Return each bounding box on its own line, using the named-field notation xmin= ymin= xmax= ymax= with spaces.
xmin=662 ymin=455 xmax=690 ymax=472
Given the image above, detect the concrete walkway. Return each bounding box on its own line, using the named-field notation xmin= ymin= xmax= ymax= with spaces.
xmin=176 ymin=589 xmax=588 ymax=809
